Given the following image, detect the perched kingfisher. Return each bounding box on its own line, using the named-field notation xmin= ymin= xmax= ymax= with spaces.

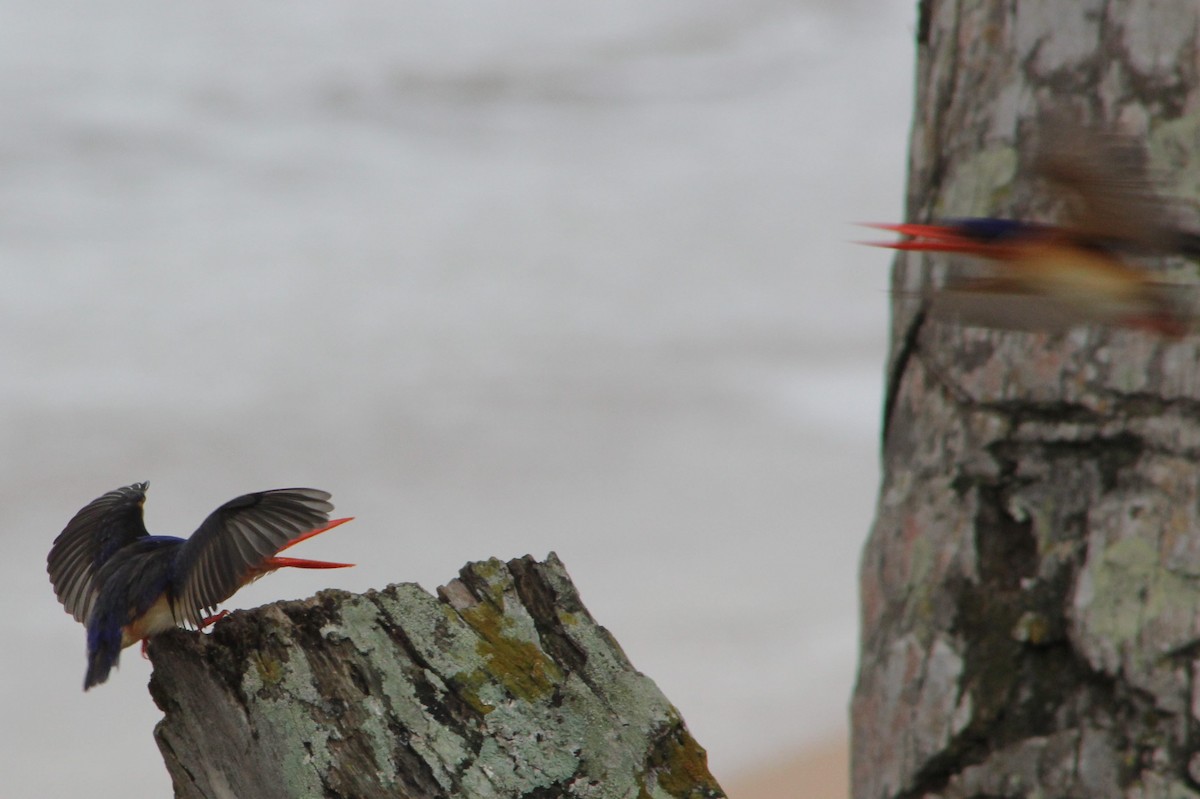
xmin=47 ymin=482 xmax=353 ymax=689
xmin=865 ymin=123 xmax=1200 ymax=334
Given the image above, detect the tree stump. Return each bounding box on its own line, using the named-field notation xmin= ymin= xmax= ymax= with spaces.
xmin=148 ymin=553 xmax=724 ymax=799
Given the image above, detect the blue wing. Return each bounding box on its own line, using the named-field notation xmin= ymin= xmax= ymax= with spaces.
xmin=83 ymin=536 xmax=181 ymax=690
xmin=47 ymin=482 xmax=151 ymax=624
xmin=170 ymin=488 xmax=335 ymax=628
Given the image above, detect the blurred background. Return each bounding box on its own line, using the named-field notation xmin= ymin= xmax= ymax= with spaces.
xmin=3 ymin=1 xmax=913 ymax=795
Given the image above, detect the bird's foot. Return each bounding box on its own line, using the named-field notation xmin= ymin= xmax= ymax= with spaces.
xmin=199 ymin=610 xmax=229 ymax=631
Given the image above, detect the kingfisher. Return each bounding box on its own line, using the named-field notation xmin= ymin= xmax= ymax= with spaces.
xmin=864 ymin=122 xmax=1200 ymax=334
xmin=47 ymin=482 xmax=353 ymax=689
xmin=866 ymin=218 xmax=1192 ymax=335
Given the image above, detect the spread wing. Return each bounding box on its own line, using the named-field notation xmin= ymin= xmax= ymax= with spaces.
xmin=171 ymin=488 xmax=335 ymax=628
xmin=47 ymin=482 xmax=151 ymax=624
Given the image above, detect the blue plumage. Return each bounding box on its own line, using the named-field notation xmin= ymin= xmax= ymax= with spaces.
xmin=943 ymin=217 xmax=1047 ymax=243
xmin=82 ymin=536 xmax=182 ymax=689
xmin=47 ymin=483 xmax=352 ymax=689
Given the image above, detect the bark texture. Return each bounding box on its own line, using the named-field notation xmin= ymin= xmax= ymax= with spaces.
xmin=855 ymin=2 xmax=1200 ymax=798
xmin=148 ymin=553 xmax=724 ymax=799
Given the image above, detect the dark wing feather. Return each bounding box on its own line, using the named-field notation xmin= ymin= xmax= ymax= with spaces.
xmin=171 ymin=488 xmax=334 ymax=628
xmin=1033 ymin=119 xmax=1178 ymax=251
xmin=47 ymin=482 xmax=151 ymax=624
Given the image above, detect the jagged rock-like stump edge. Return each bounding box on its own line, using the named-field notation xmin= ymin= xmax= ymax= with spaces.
xmin=148 ymin=552 xmax=725 ymax=799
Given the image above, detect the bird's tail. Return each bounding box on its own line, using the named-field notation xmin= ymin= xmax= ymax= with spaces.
xmin=84 ymin=616 xmax=123 ymax=690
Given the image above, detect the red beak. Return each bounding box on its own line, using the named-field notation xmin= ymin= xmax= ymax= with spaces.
xmin=255 ymin=516 xmax=356 ymax=574
xmin=858 ymin=222 xmax=1008 ymax=256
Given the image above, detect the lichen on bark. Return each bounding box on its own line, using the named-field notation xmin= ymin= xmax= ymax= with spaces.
xmin=856 ymin=2 xmax=1200 ymax=798
xmin=149 ymin=553 xmax=724 ymax=799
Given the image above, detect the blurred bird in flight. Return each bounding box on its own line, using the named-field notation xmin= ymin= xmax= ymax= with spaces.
xmin=47 ymin=482 xmax=353 ymax=689
xmin=864 ymin=121 xmax=1200 ymax=334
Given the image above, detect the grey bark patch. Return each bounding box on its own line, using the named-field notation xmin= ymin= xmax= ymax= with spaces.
xmin=148 ymin=554 xmax=724 ymax=799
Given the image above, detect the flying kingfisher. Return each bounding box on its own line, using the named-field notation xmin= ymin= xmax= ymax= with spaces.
xmin=47 ymin=482 xmax=353 ymax=689
xmin=865 ymin=122 xmax=1200 ymax=334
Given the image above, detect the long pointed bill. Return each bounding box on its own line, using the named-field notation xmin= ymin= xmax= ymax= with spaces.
xmin=248 ymin=550 xmax=354 ymax=577
xmin=860 ymin=222 xmax=961 ymax=237
xmin=857 ymin=222 xmax=1000 ymax=255
xmin=260 ymin=556 xmax=354 ymax=570
xmin=248 ymin=516 xmax=356 ymax=575
xmin=276 ymin=516 xmax=354 ymax=552
xmin=862 ymin=239 xmax=994 ymax=252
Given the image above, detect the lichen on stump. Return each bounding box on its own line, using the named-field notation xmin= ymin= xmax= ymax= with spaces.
xmin=148 ymin=552 xmax=725 ymax=799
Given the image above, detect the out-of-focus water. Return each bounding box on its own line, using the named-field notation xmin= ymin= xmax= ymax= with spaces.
xmin=3 ymin=1 xmax=913 ymax=794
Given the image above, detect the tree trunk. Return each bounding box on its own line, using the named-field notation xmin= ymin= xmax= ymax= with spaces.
xmin=853 ymin=2 xmax=1200 ymax=798
xmin=148 ymin=553 xmax=724 ymax=799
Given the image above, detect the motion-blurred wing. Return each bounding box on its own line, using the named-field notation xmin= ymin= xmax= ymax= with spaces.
xmin=925 ymin=278 xmax=1200 ymax=333
xmin=1034 ymin=120 xmax=1178 ymax=252
xmin=47 ymin=482 xmax=151 ymax=624
xmin=928 ymin=285 xmax=1100 ymax=332
xmin=172 ymin=488 xmax=335 ymax=628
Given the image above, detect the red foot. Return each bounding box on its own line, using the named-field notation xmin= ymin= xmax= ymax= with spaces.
xmin=199 ymin=609 xmax=229 ymax=631
xmin=141 ymin=639 xmax=150 ymax=660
